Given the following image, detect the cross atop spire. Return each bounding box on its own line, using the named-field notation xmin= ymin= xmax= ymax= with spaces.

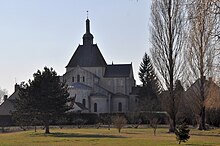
xmin=86 ymin=10 xmax=89 ymax=19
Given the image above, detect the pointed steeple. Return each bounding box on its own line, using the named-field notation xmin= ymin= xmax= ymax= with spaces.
xmin=66 ymin=15 xmax=107 ymax=68
xmin=83 ymin=17 xmax=94 ymax=45
xmin=86 ymin=19 xmax=90 ymax=33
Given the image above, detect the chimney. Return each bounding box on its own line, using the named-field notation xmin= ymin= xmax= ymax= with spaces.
xmin=15 ymin=83 xmax=19 ymax=92
xmin=4 ymin=95 xmax=8 ymax=102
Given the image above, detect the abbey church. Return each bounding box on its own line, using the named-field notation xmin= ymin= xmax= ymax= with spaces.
xmin=0 ymin=18 xmax=138 ymax=117
xmin=61 ymin=18 xmax=138 ymax=113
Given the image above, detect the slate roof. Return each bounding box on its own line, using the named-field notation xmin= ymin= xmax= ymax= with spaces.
xmin=104 ymin=64 xmax=132 ymax=77
xmin=75 ymin=102 xmax=88 ymax=110
xmin=66 ymin=19 xmax=107 ymax=68
xmin=66 ymin=44 xmax=107 ymax=68
xmin=113 ymin=93 xmax=129 ymax=98
xmin=69 ymin=82 xmax=92 ymax=90
xmin=90 ymin=93 xmax=109 ymax=97
xmin=0 ymin=90 xmax=19 ymax=115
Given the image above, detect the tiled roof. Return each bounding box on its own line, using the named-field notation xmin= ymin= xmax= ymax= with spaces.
xmin=104 ymin=64 xmax=132 ymax=77
xmin=66 ymin=44 xmax=107 ymax=68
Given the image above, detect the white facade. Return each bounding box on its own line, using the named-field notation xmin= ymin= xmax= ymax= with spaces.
xmin=61 ymin=18 xmax=137 ymax=113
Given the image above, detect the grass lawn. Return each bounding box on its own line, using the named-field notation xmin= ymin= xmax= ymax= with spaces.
xmin=0 ymin=127 xmax=219 ymax=146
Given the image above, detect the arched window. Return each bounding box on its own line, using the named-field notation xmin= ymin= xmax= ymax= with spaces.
xmin=82 ymin=99 xmax=86 ymax=107
xmin=82 ymin=76 xmax=85 ymax=82
xmin=72 ymin=77 xmax=74 ymax=82
xmin=94 ymin=103 xmax=97 ymax=112
xmin=118 ymin=102 xmax=122 ymax=112
xmin=77 ymin=75 xmax=80 ymax=82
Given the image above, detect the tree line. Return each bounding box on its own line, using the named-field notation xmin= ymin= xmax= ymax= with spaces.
xmin=139 ymin=0 xmax=220 ymax=132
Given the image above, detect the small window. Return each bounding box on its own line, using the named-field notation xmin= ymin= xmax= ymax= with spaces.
xmin=77 ymin=75 xmax=80 ymax=82
xmin=120 ymin=80 xmax=123 ymax=86
xmin=135 ymin=98 xmax=138 ymax=103
xmin=72 ymin=77 xmax=74 ymax=82
xmin=118 ymin=102 xmax=122 ymax=112
xmin=83 ymin=76 xmax=85 ymax=82
xmin=94 ymin=103 xmax=97 ymax=112
xmin=82 ymin=99 xmax=86 ymax=107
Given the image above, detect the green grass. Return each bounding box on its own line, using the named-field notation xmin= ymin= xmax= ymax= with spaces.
xmin=0 ymin=127 xmax=220 ymax=146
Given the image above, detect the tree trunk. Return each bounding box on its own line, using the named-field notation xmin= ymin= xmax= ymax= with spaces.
xmin=108 ymin=123 xmax=110 ymax=130
xmin=198 ymin=74 xmax=206 ymax=130
xmin=153 ymin=128 xmax=156 ymax=136
xmin=45 ymin=124 xmax=50 ymax=134
xmin=168 ymin=0 xmax=175 ymax=133
xmin=169 ymin=92 xmax=176 ymax=133
xmin=169 ymin=118 xmax=175 ymax=133
xmin=199 ymin=106 xmax=206 ymax=130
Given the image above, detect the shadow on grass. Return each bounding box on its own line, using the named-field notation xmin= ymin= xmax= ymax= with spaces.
xmin=124 ymin=132 xmax=143 ymax=135
xmin=31 ymin=132 xmax=126 ymax=138
xmin=186 ymin=144 xmax=213 ymax=146
xmin=191 ymin=134 xmax=220 ymax=137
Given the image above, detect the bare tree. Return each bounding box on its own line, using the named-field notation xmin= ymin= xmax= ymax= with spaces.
xmin=112 ymin=115 xmax=127 ymax=133
xmin=185 ymin=0 xmax=220 ymax=130
xmin=150 ymin=0 xmax=186 ymax=132
xmin=0 ymin=87 xmax=7 ymax=104
xmin=211 ymin=0 xmax=220 ymax=39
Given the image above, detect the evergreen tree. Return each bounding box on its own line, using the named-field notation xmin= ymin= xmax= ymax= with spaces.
xmin=175 ymin=123 xmax=190 ymax=144
xmin=138 ymin=53 xmax=162 ymax=111
xmin=13 ymin=67 xmax=70 ymax=134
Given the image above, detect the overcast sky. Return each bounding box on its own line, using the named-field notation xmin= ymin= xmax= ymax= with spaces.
xmin=0 ymin=0 xmax=151 ymax=95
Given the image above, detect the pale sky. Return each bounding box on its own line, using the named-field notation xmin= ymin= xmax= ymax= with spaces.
xmin=0 ymin=0 xmax=151 ymax=95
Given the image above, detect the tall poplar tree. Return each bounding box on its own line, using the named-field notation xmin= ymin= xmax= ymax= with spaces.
xmin=186 ymin=0 xmax=220 ymax=130
xmin=150 ymin=0 xmax=186 ymax=132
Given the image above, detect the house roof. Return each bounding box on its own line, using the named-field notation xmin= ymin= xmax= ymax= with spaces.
xmin=185 ymin=78 xmax=220 ymax=109
xmin=104 ymin=64 xmax=132 ymax=77
xmin=0 ymin=90 xmax=19 ymax=115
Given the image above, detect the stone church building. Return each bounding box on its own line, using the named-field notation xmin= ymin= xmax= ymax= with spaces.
xmin=60 ymin=18 xmax=138 ymax=113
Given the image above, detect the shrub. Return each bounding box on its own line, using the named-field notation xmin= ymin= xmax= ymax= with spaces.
xmin=175 ymin=123 xmax=190 ymax=144
xmin=112 ymin=115 xmax=127 ymax=133
xmin=66 ymin=113 xmax=98 ymax=125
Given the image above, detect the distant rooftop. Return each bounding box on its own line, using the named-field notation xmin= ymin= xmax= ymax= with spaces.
xmin=104 ymin=64 xmax=132 ymax=77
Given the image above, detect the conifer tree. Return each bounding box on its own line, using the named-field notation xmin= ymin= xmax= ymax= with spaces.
xmin=175 ymin=123 xmax=190 ymax=144
xmin=138 ymin=53 xmax=161 ymax=111
xmin=13 ymin=67 xmax=70 ymax=134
